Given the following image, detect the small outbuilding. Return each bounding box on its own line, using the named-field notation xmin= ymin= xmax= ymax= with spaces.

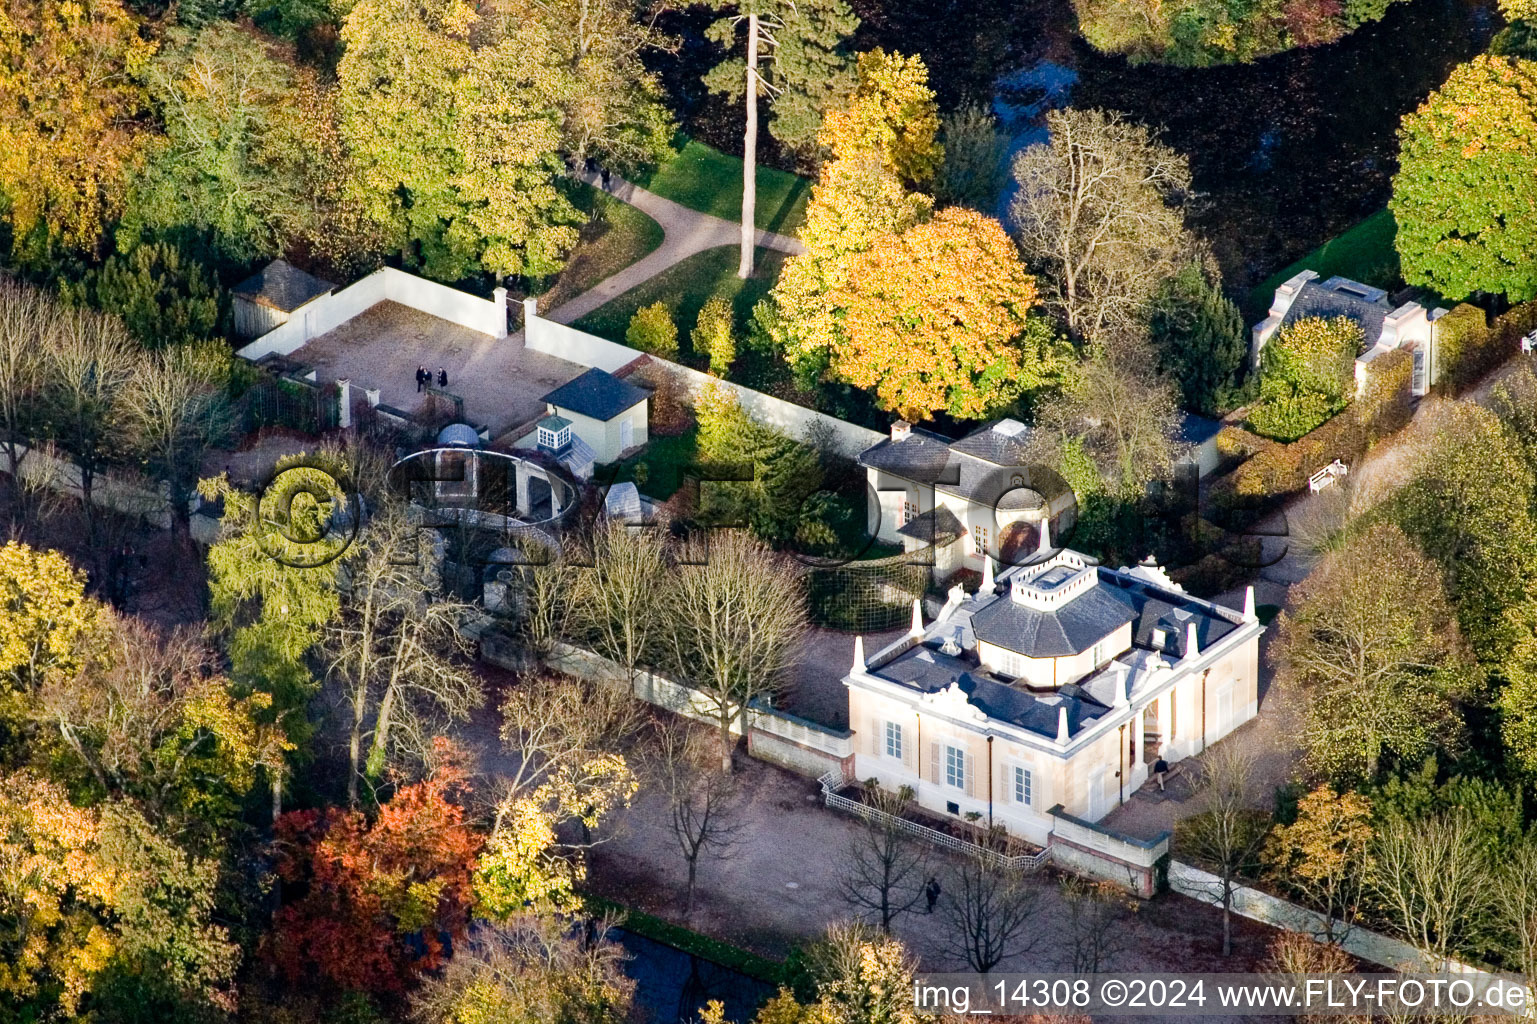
xmin=231 ymin=259 xmax=335 ymax=339
xmin=539 ymin=368 xmax=649 ymax=465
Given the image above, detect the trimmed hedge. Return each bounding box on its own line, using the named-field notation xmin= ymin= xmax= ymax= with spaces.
xmin=582 ymin=895 xmax=787 ymax=984
xmin=1211 ymin=348 xmax=1412 ymax=516
xmin=1434 ymin=299 xmax=1537 ymax=396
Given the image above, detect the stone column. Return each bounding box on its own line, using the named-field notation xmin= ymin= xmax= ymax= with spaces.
xmin=514 ymin=460 xmax=531 ymax=516
xmin=336 ymin=378 xmax=352 ymax=430
xmin=492 ymin=286 xmax=509 ymax=339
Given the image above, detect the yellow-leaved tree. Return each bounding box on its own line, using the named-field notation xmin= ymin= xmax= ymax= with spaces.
xmin=817 ymin=48 xmax=942 ymax=186
xmin=0 ymin=542 xmax=99 ymax=692
xmin=0 ymin=0 xmax=154 ymax=264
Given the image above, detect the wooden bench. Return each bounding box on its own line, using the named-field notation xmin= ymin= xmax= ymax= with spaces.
xmin=1308 ymin=459 xmax=1348 ymax=493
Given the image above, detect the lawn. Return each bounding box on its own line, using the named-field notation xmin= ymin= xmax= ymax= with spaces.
xmin=571 ymin=245 xmax=787 ymax=358
xmin=634 ymin=138 xmax=811 ymax=235
xmin=536 ymin=184 xmax=665 ymax=313
xmin=1244 ymin=208 xmax=1402 ymax=321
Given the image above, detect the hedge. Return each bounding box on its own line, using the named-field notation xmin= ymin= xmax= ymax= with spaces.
xmin=1210 ymin=348 xmax=1412 ymax=517
xmin=1434 ymin=299 xmax=1537 ymax=396
xmin=582 ymin=894 xmax=786 ymax=983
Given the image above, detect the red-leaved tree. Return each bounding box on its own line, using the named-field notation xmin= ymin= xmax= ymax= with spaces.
xmin=267 ymin=743 xmax=484 ymax=995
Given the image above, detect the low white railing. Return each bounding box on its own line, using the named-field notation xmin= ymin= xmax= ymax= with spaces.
xmin=817 ymin=771 xmax=1050 ymax=871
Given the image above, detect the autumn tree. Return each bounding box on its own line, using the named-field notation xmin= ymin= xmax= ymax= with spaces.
xmin=1009 ymin=107 xmax=1195 ymax=340
xmin=326 ymin=504 xmax=482 ymax=806
xmin=0 ymin=541 xmax=99 ymax=693
xmin=765 ymin=151 xmax=931 ymax=383
xmin=827 ymin=207 xmax=1062 ymax=421
xmin=1263 ymin=785 xmax=1375 ymax=943
xmin=36 ymin=613 xmax=285 ymax=850
xmin=0 ymin=772 xmax=239 ymax=1020
xmin=492 ymin=0 xmax=674 ymax=171
xmin=409 ymin=915 xmax=635 ymax=1024
xmin=703 ymin=0 xmax=858 ymax=277
xmin=818 ymin=49 xmax=942 ymax=185
xmin=1176 ymin=743 xmax=1273 ymax=957
xmin=1272 ymin=522 xmax=1470 ymax=784
xmin=1248 ymin=316 xmax=1360 ymax=442
xmin=1392 ymin=55 xmax=1537 ymax=302
xmin=838 ymin=782 xmax=928 ymax=933
xmin=693 ymin=296 xmax=738 ymax=374
xmin=0 ymin=0 xmax=153 ymax=264
xmin=651 ymin=719 xmax=741 ymax=918
xmin=338 ymin=0 xmax=583 ymax=282
xmin=126 ymin=23 xmax=338 ymax=265
xmin=665 ymin=530 xmax=807 ymax=772
xmin=270 ymin=752 xmax=484 ymax=996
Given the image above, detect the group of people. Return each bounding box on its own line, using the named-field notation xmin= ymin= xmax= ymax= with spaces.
xmin=416 ymin=366 xmax=448 ymax=393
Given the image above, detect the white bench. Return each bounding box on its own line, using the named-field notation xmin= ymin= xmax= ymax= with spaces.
xmin=1308 ymin=459 xmax=1349 ymax=493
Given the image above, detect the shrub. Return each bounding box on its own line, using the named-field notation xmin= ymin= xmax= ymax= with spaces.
xmin=57 ymin=241 xmax=222 ymax=348
xmin=1433 ymin=303 xmax=1491 ymax=395
xmin=691 ymin=296 xmax=737 ymax=375
xmin=626 ymin=302 xmax=678 ymax=358
xmin=1247 ymin=316 xmax=1361 ymax=442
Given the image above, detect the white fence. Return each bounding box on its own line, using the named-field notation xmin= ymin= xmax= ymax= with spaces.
xmin=238 ymin=268 xmax=508 ymax=361
xmin=1169 ymin=861 xmax=1498 ymax=975
xmin=523 ymin=300 xmax=886 ymax=458
xmin=818 ymin=770 xmax=1051 ymax=871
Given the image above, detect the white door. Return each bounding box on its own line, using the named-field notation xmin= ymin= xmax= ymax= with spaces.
xmin=1217 ymin=683 xmax=1234 ymax=736
xmin=620 ymin=417 xmax=633 ymax=451
xmin=1087 ymin=767 xmax=1107 ymax=821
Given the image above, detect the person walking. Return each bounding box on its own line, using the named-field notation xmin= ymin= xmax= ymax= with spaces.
xmin=437 ymin=367 xmax=448 ymax=389
xmin=415 ymin=366 xmax=426 ymax=393
xmin=1153 ymin=757 xmax=1170 ymax=792
xmin=600 ymin=167 xmax=611 ymax=191
xmin=924 ymin=876 xmax=941 ymax=914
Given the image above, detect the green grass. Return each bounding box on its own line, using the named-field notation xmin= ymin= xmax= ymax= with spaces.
xmin=635 ymin=138 xmax=811 ymax=235
xmin=537 ymin=184 xmax=665 ymax=312
xmin=1244 ymin=209 xmax=1402 ymax=321
xmin=572 ymin=246 xmax=787 ymax=356
xmin=583 ymin=894 xmax=785 ymax=984
xmin=601 ymin=422 xmax=700 ymax=501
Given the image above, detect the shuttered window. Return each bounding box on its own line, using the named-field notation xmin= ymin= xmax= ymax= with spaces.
xmin=1012 ymin=765 xmax=1033 ymax=806
xmin=945 ymin=745 xmax=965 ymax=790
xmin=884 ymin=721 xmax=903 ymax=760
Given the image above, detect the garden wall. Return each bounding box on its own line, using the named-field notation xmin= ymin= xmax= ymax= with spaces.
xmin=523 ymin=299 xmax=885 ymax=458
xmin=1047 ymin=807 xmax=1169 ymax=899
xmin=0 ymin=443 xmax=173 ymax=528
xmin=237 ymin=268 xmax=509 ymax=361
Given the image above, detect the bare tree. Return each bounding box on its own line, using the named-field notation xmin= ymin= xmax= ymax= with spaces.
xmin=651 ymin=718 xmax=741 ymax=919
xmin=516 ymin=546 xmax=576 ymax=663
xmin=943 ymin=827 xmax=1040 ymax=973
xmin=1373 ymin=810 xmax=1493 ymax=969
xmin=1010 ymin=107 xmax=1195 ymax=340
xmin=1176 ymin=742 xmax=1273 ymax=957
xmin=123 ymin=343 xmax=234 ymax=540
xmin=1059 ymin=877 xmax=1136 ymax=972
xmin=576 ymin=519 xmax=671 ymax=689
xmin=39 ymin=305 xmax=138 ymax=546
xmin=1497 ymin=838 xmax=1537 ymax=996
xmin=326 ymin=503 xmax=484 ymax=806
xmin=0 ymin=281 xmax=46 ymax=532
xmin=666 ymin=530 xmax=806 ymax=772
xmin=838 ymin=781 xmax=928 ymax=933
xmin=1266 ymin=931 xmax=1370 ymax=1024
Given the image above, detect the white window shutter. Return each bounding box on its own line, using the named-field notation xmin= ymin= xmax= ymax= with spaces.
xmin=965 ymin=754 xmax=976 ymax=797
xmin=868 ymin=717 xmax=881 ymax=757
xmin=929 ymin=742 xmax=940 ymax=785
xmin=1004 ymin=764 xmax=1014 ymax=803
xmin=901 ymin=725 xmax=915 ymax=770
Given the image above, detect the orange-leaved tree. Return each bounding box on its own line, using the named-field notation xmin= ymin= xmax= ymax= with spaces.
xmin=268 ymin=742 xmax=484 ymax=995
xmin=831 ymin=207 xmax=1065 ymax=421
xmin=817 ymin=48 xmax=942 ymax=187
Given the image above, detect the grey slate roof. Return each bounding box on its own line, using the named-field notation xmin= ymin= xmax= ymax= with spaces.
xmin=968 ymin=575 xmax=1138 ymax=658
xmin=537 ymin=414 xmax=572 ymax=432
xmin=232 ymin=259 xmax=334 ymax=313
xmin=857 ymin=427 xmax=958 ymax=485
xmin=896 ymin=506 xmax=965 ymax=544
xmin=949 ymin=419 xmax=1033 ymax=466
xmin=1280 ymin=276 xmax=1391 ymax=348
xmin=860 ymin=420 xmax=1063 ymax=510
xmin=542 ymin=368 xmax=647 ymax=422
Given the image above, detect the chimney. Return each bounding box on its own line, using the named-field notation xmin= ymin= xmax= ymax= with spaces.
xmin=852 ymin=635 xmax=866 ymax=673
xmin=890 ymin=420 xmax=911 ymax=442
xmin=909 ymin=598 xmax=924 ymax=638
xmin=1056 ymin=705 xmax=1071 ymax=745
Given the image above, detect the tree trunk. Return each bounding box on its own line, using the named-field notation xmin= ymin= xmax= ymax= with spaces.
xmin=348 ymin=698 xmax=364 ymax=808
xmin=1221 ymin=886 xmax=1233 ymax=956
xmin=737 ymin=13 xmax=759 ymax=281
xmin=686 ymin=857 xmax=698 ymax=918
xmin=271 ymin=763 xmax=283 ymax=824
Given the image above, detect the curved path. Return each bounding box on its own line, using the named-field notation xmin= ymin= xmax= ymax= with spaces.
xmin=541 ymin=168 xmax=805 ymax=326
